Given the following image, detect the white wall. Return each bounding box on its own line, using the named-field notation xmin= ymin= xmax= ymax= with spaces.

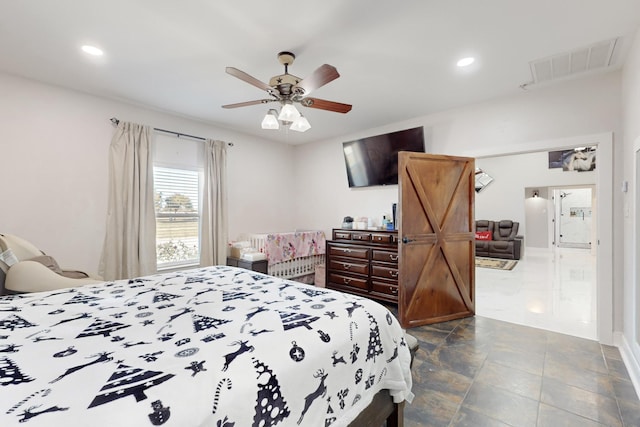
xmin=0 ymin=72 xmax=296 ymax=277
xmin=294 ymin=72 xmax=621 ymax=238
xmin=525 ymin=187 xmax=550 ymax=248
xmin=292 ymin=137 xmax=400 ymax=234
xmin=622 ymin=27 xmax=640 ymax=393
xmin=475 ymin=151 xmax=596 ymax=228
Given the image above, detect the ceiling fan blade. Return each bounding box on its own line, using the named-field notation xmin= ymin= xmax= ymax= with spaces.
xmin=226 ymin=67 xmax=278 ymax=95
xmin=222 ymin=99 xmax=276 ymax=109
xmin=301 ymin=97 xmax=352 ymax=114
xmin=293 ymin=64 xmax=340 ymax=95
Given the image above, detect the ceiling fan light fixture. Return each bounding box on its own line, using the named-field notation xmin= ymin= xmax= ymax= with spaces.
xmin=278 ymin=102 xmax=300 ymax=122
xmin=289 ymin=114 xmax=311 ymax=132
xmin=261 ymin=109 xmax=280 ymax=130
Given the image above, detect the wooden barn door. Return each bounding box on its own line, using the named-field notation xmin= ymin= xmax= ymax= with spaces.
xmin=398 ymin=152 xmax=475 ymax=328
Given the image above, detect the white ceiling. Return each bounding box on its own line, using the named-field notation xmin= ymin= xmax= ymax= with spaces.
xmin=2 ymin=1 xmax=639 ymax=145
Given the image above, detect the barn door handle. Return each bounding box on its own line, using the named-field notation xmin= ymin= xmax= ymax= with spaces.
xmin=402 ymin=237 xmax=413 ymax=244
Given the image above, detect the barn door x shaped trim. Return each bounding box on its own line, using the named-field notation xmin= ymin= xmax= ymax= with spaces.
xmin=399 ymin=153 xmax=475 ymax=327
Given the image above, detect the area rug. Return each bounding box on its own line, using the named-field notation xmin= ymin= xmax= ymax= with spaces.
xmin=475 ymin=257 xmax=518 ymax=270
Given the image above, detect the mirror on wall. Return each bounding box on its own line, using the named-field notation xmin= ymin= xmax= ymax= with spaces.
xmin=475 ymin=168 xmax=494 ymax=193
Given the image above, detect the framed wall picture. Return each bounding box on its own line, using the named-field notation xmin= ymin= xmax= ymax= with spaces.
xmin=548 ymin=147 xmax=596 ymax=172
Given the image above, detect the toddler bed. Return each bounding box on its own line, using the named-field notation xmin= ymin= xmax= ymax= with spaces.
xmin=0 ymin=265 xmax=413 ymax=426
xmin=240 ymin=230 xmax=326 ymax=284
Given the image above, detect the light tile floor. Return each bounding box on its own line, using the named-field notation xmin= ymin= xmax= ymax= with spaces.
xmin=476 ymin=247 xmax=597 ymax=340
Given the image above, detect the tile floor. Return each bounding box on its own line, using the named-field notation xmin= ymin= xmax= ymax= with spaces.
xmin=476 ymin=247 xmax=597 ymax=340
xmin=403 ymin=316 xmax=640 ymax=426
xmin=397 ymin=247 xmax=640 ymax=426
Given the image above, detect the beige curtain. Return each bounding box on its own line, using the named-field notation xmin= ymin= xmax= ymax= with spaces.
xmin=200 ymin=139 xmax=228 ymax=266
xmin=99 ymin=121 xmax=157 ymax=280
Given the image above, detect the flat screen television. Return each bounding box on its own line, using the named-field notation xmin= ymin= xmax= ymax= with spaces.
xmin=342 ymin=126 xmax=425 ymax=188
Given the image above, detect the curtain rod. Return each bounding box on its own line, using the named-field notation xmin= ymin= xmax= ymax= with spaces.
xmin=109 ymin=117 xmax=234 ymax=146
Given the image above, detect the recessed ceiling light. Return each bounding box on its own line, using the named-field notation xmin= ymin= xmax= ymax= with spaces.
xmin=81 ymin=45 xmax=104 ymax=56
xmin=457 ymin=57 xmax=475 ymax=67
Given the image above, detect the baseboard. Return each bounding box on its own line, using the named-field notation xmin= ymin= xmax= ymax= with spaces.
xmin=615 ymin=331 xmax=640 ymax=398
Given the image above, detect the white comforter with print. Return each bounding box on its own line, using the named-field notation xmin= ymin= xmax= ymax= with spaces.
xmin=0 ymin=266 xmax=412 ymax=427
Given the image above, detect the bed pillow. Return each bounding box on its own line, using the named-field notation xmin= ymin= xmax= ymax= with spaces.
xmin=475 ymin=231 xmax=492 ymax=241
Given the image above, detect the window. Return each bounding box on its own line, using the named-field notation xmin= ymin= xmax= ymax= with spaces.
xmin=153 ymin=166 xmax=200 ymax=270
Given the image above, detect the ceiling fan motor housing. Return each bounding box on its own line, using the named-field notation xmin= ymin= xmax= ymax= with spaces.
xmin=269 ymin=73 xmax=301 ymax=95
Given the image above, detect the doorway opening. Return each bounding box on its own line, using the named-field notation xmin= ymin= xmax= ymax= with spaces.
xmin=552 ymin=186 xmax=595 ymax=250
xmin=468 ymin=132 xmax=613 ymax=344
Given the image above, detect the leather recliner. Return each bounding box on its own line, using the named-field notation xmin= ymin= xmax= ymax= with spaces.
xmin=474 ymin=220 xmax=523 ymax=260
xmin=489 ymin=220 xmax=522 ymax=260
xmin=475 ymin=220 xmax=494 ymax=257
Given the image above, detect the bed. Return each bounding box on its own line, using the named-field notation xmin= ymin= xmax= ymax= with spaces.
xmin=0 ymin=265 xmax=413 ymax=426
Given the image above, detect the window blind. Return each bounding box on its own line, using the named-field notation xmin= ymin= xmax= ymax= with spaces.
xmin=153 ymin=166 xmax=200 ymax=269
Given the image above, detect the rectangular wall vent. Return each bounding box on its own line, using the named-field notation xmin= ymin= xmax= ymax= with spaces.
xmin=529 ymin=38 xmax=618 ymax=84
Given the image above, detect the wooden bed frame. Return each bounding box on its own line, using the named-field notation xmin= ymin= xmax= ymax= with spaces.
xmin=348 ymin=389 xmax=404 ymax=426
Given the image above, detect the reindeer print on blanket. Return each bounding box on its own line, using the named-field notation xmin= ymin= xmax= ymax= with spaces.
xmin=0 ymin=266 xmax=413 ymax=427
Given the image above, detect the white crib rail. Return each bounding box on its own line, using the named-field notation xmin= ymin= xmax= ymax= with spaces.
xmin=241 ymin=233 xmax=268 ymax=254
xmin=238 ymin=232 xmax=325 ymax=282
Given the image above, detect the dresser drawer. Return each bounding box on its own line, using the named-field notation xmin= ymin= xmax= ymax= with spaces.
xmin=328 ymin=273 xmax=368 ymax=290
xmin=333 ymin=230 xmax=352 ymax=240
xmin=371 ymin=264 xmax=399 ymax=281
xmin=328 ymin=244 xmax=369 ymax=260
xmin=329 ymin=259 xmax=369 ymax=275
xmin=351 ymin=232 xmax=371 ymax=242
xmin=371 ymin=280 xmax=399 ymax=297
xmin=371 ymin=233 xmax=396 ymax=244
xmin=372 ymin=249 xmax=399 ymax=264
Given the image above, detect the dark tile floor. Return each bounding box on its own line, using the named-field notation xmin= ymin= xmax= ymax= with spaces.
xmin=402 ymin=315 xmax=640 ymax=427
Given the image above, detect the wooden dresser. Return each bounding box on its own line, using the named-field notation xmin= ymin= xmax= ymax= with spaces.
xmin=325 ymin=228 xmax=399 ymax=304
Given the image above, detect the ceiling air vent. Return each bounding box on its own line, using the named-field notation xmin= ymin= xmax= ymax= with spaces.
xmin=529 ymin=38 xmax=618 ymax=85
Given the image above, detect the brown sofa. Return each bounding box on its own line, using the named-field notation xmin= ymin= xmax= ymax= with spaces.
xmin=475 ymin=220 xmax=523 ymax=260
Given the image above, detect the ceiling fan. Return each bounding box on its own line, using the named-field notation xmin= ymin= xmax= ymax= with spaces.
xmin=222 ymin=51 xmax=352 ymax=132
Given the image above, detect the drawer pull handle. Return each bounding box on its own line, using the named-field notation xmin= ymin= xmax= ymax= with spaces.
xmin=389 ymin=254 xmax=398 ymax=261
xmin=344 ymin=264 xmax=350 ymax=270
xmin=390 ymin=287 xmax=398 ymax=295
xmin=390 ymin=271 xmax=398 ymax=278
xmin=341 ymin=248 xmax=352 ymax=253
xmin=343 ymin=278 xmax=351 ymax=284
